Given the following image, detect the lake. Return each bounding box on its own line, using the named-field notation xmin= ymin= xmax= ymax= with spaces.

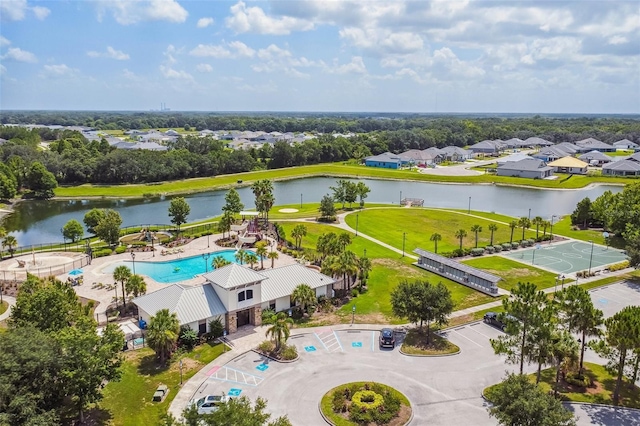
xmin=1 ymin=177 xmax=622 ymax=246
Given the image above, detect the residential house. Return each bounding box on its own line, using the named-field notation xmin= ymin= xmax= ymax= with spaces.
xmin=554 ymin=142 xmax=581 ymax=155
xmin=602 ymin=160 xmax=640 ymax=176
xmin=532 ymin=146 xmax=571 ymax=162
xmin=439 ymin=146 xmax=473 ymax=162
xmin=523 ymin=137 xmax=554 ymax=147
xmin=468 ymin=140 xmax=502 ymax=156
xmin=578 ymin=150 xmax=612 ymax=166
xmin=574 ymin=138 xmax=615 ymax=153
xmin=547 ymin=157 xmax=589 ymax=175
xmin=613 ymin=139 xmax=639 ymax=151
xmin=503 ymin=138 xmax=524 ymax=149
xmin=398 ymin=149 xmax=442 ymax=166
xmin=496 ymin=158 xmax=553 ymax=179
xmin=496 ymin=152 xmax=533 ymax=166
xmin=364 ymin=152 xmax=402 ymax=169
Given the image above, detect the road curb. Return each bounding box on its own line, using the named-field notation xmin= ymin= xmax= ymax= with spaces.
xmin=251 ymin=348 xmax=299 ymax=364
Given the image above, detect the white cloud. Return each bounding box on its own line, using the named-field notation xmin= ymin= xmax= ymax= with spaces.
xmin=0 ymin=36 xmax=10 ymax=47
xmin=196 ymin=63 xmax=213 ymax=73
xmin=31 ymin=5 xmax=50 ymax=20
xmin=197 ymin=17 xmax=214 ymax=28
xmin=329 ymin=56 xmax=367 ymax=75
xmin=0 ymin=0 xmax=50 ymax=21
xmin=97 ymin=0 xmax=188 ymax=25
xmin=42 ymin=64 xmax=78 ymax=78
xmin=226 ymin=1 xmax=314 ymax=35
xmin=339 ymin=27 xmax=423 ymax=55
xmin=228 ymin=41 xmax=255 ymax=58
xmin=159 ymin=65 xmax=194 ymax=82
xmin=189 ymin=41 xmax=255 ymax=59
xmin=3 ymin=47 xmax=37 ymax=63
xmin=87 ymin=46 xmax=130 ymax=60
xmin=608 ymin=35 xmax=628 ymax=45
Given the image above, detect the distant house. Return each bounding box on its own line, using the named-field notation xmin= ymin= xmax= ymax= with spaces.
xmin=547 ymin=157 xmax=588 ymax=175
xmin=496 ymin=152 xmax=533 ymax=166
xmin=364 ymin=152 xmax=402 ymax=169
xmin=468 ymin=140 xmax=502 ymax=156
xmin=602 ymin=160 xmax=640 ymax=176
xmin=578 ymin=150 xmax=612 ymax=166
xmin=523 ymin=137 xmax=554 ymax=147
xmin=439 ymin=146 xmax=472 ymax=162
xmin=503 ymin=138 xmax=524 ymax=149
xmin=398 ymin=149 xmax=442 ymax=166
xmin=532 ymin=146 xmax=571 ymax=162
xmin=496 ymin=158 xmax=553 ymax=179
xmin=613 ymin=139 xmax=639 ymax=150
xmin=555 ymin=142 xmax=581 ymax=155
xmin=574 ymin=138 xmax=615 ymax=153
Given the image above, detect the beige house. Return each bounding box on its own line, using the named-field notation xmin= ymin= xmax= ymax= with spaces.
xmin=547 ymin=157 xmax=588 ymax=175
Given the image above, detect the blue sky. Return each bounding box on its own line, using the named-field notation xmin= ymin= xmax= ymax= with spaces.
xmin=1 ymin=0 xmax=639 ymax=113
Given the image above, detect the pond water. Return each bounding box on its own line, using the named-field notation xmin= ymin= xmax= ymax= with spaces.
xmin=2 ymin=177 xmax=622 ymax=246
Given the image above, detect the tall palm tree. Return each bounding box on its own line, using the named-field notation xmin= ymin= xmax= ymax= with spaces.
xmin=541 ymin=220 xmax=550 ymax=237
xmin=533 ymin=216 xmax=543 ymax=238
xmin=454 ymin=229 xmax=467 ymax=250
xmin=113 ymin=265 xmax=132 ymax=313
xmin=255 ymin=241 xmax=268 ymax=269
xmin=245 ymin=252 xmax=258 ymax=269
xmin=336 ymin=250 xmax=358 ymax=290
xmin=509 ymin=220 xmax=518 ymax=244
xmin=267 ymin=250 xmax=279 ymax=268
xmin=519 ymin=217 xmax=531 ymax=241
xmin=470 ymin=224 xmax=482 ymax=248
xmin=2 ymin=235 xmax=17 ymax=258
xmin=125 ymin=274 xmax=147 ymax=299
xmin=234 ymin=249 xmax=247 ymax=265
xmin=212 ymin=255 xmax=231 ymax=269
xmin=337 ymin=232 xmax=352 ymax=252
xmin=430 ymin=233 xmax=442 ymax=253
xmin=291 ymin=224 xmax=307 ymax=250
xmin=266 ymin=312 xmax=293 ymax=352
xmin=488 ymin=223 xmax=498 ymax=246
xmin=0 ymin=227 xmax=6 ymax=259
xmin=291 ymin=284 xmax=316 ymax=315
xmin=357 ymin=256 xmax=372 ymax=289
xmin=146 ymin=308 xmax=180 ymax=364
xmin=321 ymin=255 xmax=340 ymax=279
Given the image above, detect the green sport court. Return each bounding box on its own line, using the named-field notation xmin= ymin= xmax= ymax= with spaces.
xmin=503 ymin=241 xmax=628 ymax=274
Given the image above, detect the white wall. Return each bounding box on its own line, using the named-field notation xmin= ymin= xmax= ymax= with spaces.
xmin=275 ymin=296 xmax=291 ymax=312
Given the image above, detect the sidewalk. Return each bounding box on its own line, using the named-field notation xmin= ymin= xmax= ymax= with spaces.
xmin=0 ymin=295 xmax=16 ymax=322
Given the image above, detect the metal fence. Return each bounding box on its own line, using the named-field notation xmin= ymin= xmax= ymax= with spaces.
xmin=0 ymin=255 xmax=91 ymax=281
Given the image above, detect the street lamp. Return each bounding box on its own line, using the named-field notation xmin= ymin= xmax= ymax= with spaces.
xmin=528 ymin=208 xmax=531 ymax=220
xmin=223 ymin=329 xmax=227 ymax=353
xmin=202 ymin=252 xmax=211 ymax=273
xmin=402 ymin=232 xmax=406 ymax=257
xmin=468 ymin=196 xmax=471 ymax=214
xmin=356 ymin=213 xmax=359 ymax=237
xmin=352 ymin=305 xmax=356 ymax=325
xmin=130 ymin=252 xmax=136 ymax=275
xmin=207 ymin=224 xmax=210 ymax=248
xmin=603 ymin=231 xmax=610 ymax=250
xmin=400 ymin=190 xmax=403 ymax=205
xmin=151 ymin=234 xmax=155 ymax=257
xmin=560 ymin=274 xmax=566 ymax=290
xmin=588 ymin=240 xmax=595 ymax=275
xmin=300 ymin=193 xmax=303 ymax=209
xmin=550 ymin=215 xmax=557 ymax=242
xmin=532 ymin=244 xmax=541 ymax=265
xmin=113 ymin=282 xmax=118 ymax=314
xmin=179 ymin=359 xmax=183 ymax=385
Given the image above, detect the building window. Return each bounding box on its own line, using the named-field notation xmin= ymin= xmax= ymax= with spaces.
xmin=238 ymin=291 xmax=245 ymax=302
xmin=246 ymin=289 xmax=253 ymax=300
xmin=269 ymin=300 xmax=276 ymax=310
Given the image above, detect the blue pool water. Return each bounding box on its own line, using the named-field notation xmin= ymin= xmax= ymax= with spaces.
xmin=102 ymin=250 xmax=253 ymax=283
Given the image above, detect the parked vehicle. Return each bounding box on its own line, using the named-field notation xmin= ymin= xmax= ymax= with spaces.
xmin=191 ymin=395 xmax=231 ymax=414
xmin=483 ymin=312 xmax=516 ymax=331
xmin=379 ymin=328 xmax=396 ymax=348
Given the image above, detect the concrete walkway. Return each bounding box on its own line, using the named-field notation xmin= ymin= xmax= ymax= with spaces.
xmin=0 ymin=295 xmax=16 ymax=322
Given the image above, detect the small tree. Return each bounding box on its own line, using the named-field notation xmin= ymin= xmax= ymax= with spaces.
xmin=26 ymin=161 xmax=57 ymax=199
xmin=430 ymin=233 xmax=442 ymax=253
xmin=83 ymin=208 xmax=106 ymax=234
xmin=62 ymin=220 xmax=84 ymax=243
xmin=319 ymin=194 xmax=336 ymax=220
xmin=356 ymin=181 xmax=370 ymax=208
xmin=246 ymin=252 xmax=258 ymax=269
xmin=291 ymin=224 xmax=307 ymax=250
xmin=518 ymin=217 xmax=531 ymax=241
xmin=208 ymin=316 xmax=224 ymax=339
xmin=357 ymin=256 xmax=372 ymax=290
xmin=168 ymin=197 xmax=190 ymax=234
xmin=488 ymin=223 xmax=498 ymax=246
xmin=255 ymin=241 xmax=268 ymax=269
xmin=454 ymin=229 xmax=467 ymax=250
xmin=470 ymin=224 xmax=482 ymax=248
xmin=2 ymin=235 xmax=17 ymax=257
xmin=218 ymin=211 xmax=234 ymax=239
xmin=94 ymin=209 xmax=122 ymax=247
xmin=222 ymin=188 xmax=244 ymax=216
xmin=147 ymin=309 xmax=181 ymax=364
xmin=212 ymin=255 xmax=231 ymax=269
xmin=235 ymin=249 xmax=247 ymax=265
xmin=113 ymin=265 xmax=132 ymax=313
xmin=267 ymin=250 xmax=279 ymax=268
xmin=509 ymin=220 xmax=518 ymax=244
xmin=125 ymin=274 xmax=147 ymax=299
xmin=266 ymin=312 xmax=293 ymax=352
xmin=291 ymin=284 xmax=316 ymax=315
xmin=571 ymin=197 xmax=592 ymax=229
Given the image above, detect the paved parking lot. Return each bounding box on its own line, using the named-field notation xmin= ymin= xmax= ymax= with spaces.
xmin=187 ymin=281 xmax=640 ymax=426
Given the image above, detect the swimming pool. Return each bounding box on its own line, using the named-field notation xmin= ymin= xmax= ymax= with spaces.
xmin=102 ymin=250 xmax=253 ymax=284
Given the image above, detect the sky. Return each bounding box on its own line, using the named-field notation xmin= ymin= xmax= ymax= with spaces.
xmin=0 ymin=0 xmax=639 ymax=114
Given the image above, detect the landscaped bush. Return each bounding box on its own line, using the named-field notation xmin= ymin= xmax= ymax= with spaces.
xmin=451 ymin=248 xmax=465 ymax=258
xmin=93 ymin=248 xmax=113 ymax=258
xmin=326 ymin=382 xmax=404 ymax=425
xmin=351 ymin=288 xmax=359 ymax=298
xmin=511 ymin=242 xmax=520 ymax=249
xmin=131 ymin=241 xmax=148 ymax=247
xmin=471 ymin=248 xmax=485 ymax=257
xmin=484 ymin=246 xmax=495 ymax=254
xmin=520 ymin=240 xmax=531 ymax=247
xmin=281 ymin=344 xmax=298 ymax=360
xmin=565 ymin=372 xmax=591 ymax=388
xmin=526 ymin=239 xmax=536 ymax=245
xmin=608 ymin=260 xmax=630 ymax=272
xmin=257 ymin=340 xmax=275 ymax=353
xmin=178 ymin=325 xmax=198 ymax=350
xmin=501 ymin=243 xmax=512 ymax=251
xmin=114 ymin=246 xmax=127 ymax=254
xmin=493 ymin=245 xmax=503 ymax=252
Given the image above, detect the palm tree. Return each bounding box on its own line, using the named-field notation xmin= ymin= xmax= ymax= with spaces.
xmin=336 ymin=250 xmax=358 ymax=290
xmin=234 ymin=249 xmax=247 ymax=265
xmin=541 ymin=220 xmax=550 ymax=237
xmin=337 ymin=232 xmax=352 ymax=251
xmin=430 ymin=233 xmax=442 ymax=253
xmin=267 ymin=250 xmax=279 ymax=268
xmin=488 ymin=223 xmax=498 ymax=246
xmin=291 ymin=224 xmax=307 ymax=250
xmin=212 ymin=255 xmax=231 ymax=269
xmin=146 ymin=308 xmax=180 ymax=364
xmin=519 ymin=217 xmax=531 ymax=241
xmin=126 ymin=274 xmax=147 ymax=299
xmin=245 ymin=252 xmax=258 ymax=269
xmin=509 ymin=220 xmax=518 ymax=244
xmin=533 ymin=216 xmax=543 ymax=238
xmin=291 ymin=284 xmax=316 ymax=315
xmin=113 ymin=265 xmax=132 ymax=313
xmin=551 ymin=331 xmax=579 ymax=397
xmin=470 ymin=224 xmax=482 ymax=248
xmin=2 ymin=235 xmax=17 ymax=258
xmin=454 ymin=229 xmax=467 ymax=250
xmin=321 ymin=255 xmax=340 ymax=279
xmin=357 ymin=256 xmax=372 ymax=290
xmin=0 ymin=227 xmax=6 ymax=259
xmin=266 ymin=312 xmax=293 ymax=352
xmin=255 ymin=241 xmax=268 ymax=269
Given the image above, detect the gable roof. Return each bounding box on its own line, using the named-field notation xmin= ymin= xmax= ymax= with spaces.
xmin=202 ymin=263 xmax=267 ymax=289
xmin=439 ymin=146 xmax=471 ymax=155
xmin=603 ymin=160 xmax=640 ymax=172
xmin=260 ymin=264 xmax=335 ymax=302
xmin=613 ymin=139 xmax=638 ymax=148
xmin=574 ymin=138 xmax=612 ymax=150
xmin=413 ymin=248 xmax=502 ymax=283
xmin=578 ymin=151 xmax=612 ymax=162
xmin=497 ymin=158 xmax=551 ymax=172
xmin=497 ymin=152 xmax=533 ymax=165
xmin=555 ymin=142 xmax=580 ymax=154
xmin=133 ymin=283 xmax=227 ymax=325
xmin=524 ymin=137 xmax=554 ymax=146
xmin=534 ymin=146 xmax=571 ymax=159
xmin=468 ymin=140 xmax=500 ymax=151
xmin=547 ymin=157 xmax=589 ymax=168
xmin=365 ymin=152 xmax=401 ymax=163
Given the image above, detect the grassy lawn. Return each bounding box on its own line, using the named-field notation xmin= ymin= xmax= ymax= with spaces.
xmin=485 ymin=362 xmax=640 ymax=409
xmin=344 ymin=208 xmax=537 ymax=255
xmin=401 ymin=328 xmax=460 ymax=355
xmin=93 ymin=342 xmax=224 ymax=426
xmin=0 ymin=301 xmax=7 ymax=316
xmin=550 ymin=216 xmax=617 ymax=245
xmin=580 ymin=271 xmax=640 ymax=291
xmin=279 ymin=221 xmax=495 ymax=325
xmin=448 ymin=305 xmax=505 ymax=329
xmin=447 ymin=209 xmax=522 ymax=224
xmin=462 ymin=256 xmax=572 ymax=291
xmin=608 ymin=150 xmax=635 ymax=157
xmin=53 ymin=163 xmax=631 ymax=198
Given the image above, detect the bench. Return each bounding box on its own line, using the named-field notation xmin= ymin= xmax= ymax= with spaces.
xmin=153 ymin=384 xmax=169 ymax=402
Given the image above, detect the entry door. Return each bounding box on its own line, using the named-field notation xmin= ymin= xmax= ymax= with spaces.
xmin=237 ymin=309 xmax=251 ymax=327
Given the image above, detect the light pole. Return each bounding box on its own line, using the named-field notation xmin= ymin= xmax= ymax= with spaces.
xmin=355 ymin=213 xmax=359 ymax=237
xmin=179 ymin=359 xmax=183 ymax=385
xmin=550 ymin=215 xmax=557 ymax=242
xmin=468 ymin=196 xmax=471 ymax=214
xmin=130 ymin=252 xmax=136 ymax=275
xmin=400 ymin=190 xmax=402 ymax=205
xmin=402 ymin=232 xmax=406 ymax=257
xmin=151 ymin=234 xmax=155 ymax=257
xmin=223 ymin=329 xmax=227 ymax=353
xmin=202 ymin=253 xmax=211 ymax=273
xmin=207 ymin=224 xmax=210 ymax=248
xmin=603 ymin=231 xmax=610 ymax=250
xmin=528 ymin=208 xmax=531 ymax=220
xmin=588 ymin=240 xmax=594 ymax=275
xmin=351 ymin=305 xmax=356 ymax=325
xmin=532 ymin=244 xmax=541 ymax=265
xmin=561 ymin=274 xmax=566 ymax=290
xmin=300 ymin=193 xmax=303 ymax=209
xmin=114 ymin=282 xmax=118 ymax=313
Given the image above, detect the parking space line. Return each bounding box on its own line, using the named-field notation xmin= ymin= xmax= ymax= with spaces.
xmin=452 ymin=329 xmax=484 ymax=347
xmin=469 ymin=324 xmax=497 ymax=339
xmin=314 ymin=332 xmax=330 ymax=351
xmin=210 ymin=366 xmax=264 ymax=387
xmin=332 ymin=329 xmax=344 ymax=352
xmin=371 ymin=331 xmax=375 ymax=352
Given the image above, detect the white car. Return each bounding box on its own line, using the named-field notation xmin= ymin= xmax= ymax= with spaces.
xmin=191 ymin=395 xmax=231 ymax=414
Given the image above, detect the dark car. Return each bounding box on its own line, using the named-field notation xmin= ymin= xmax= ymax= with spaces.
xmin=484 ymin=312 xmax=507 ymax=331
xmin=379 ymin=328 xmax=395 ymax=348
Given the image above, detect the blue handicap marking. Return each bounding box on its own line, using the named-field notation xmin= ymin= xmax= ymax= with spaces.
xmin=352 ymin=342 xmax=363 ymax=348
xmin=228 ymin=388 xmax=242 ymax=396
xmin=256 ymin=363 xmax=269 ymax=371
xmin=304 ymin=345 xmax=316 ymax=352
xmin=599 ymin=299 xmax=608 ymax=304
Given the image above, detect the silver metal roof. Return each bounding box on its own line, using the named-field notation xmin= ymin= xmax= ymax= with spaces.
xmin=260 ymin=264 xmax=335 ymax=303
xmin=202 ymin=263 xmax=267 ymax=289
xmin=603 ymin=160 xmax=640 ymax=172
xmin=413 ymin=248 xmax=502 ymax=283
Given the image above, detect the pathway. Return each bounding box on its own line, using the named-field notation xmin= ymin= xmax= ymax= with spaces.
xmin=0 ymin=295 xmax=16 ymax=322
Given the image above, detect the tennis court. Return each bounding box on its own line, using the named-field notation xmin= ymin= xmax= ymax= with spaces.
xmin=503 ymin=241 xmax=628 ymax=274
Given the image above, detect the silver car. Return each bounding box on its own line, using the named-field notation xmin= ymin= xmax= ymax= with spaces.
xmin=192 ymin=395 xmax=231 ymax=414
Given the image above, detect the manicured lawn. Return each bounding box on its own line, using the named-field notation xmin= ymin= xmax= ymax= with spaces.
xmin=485 ymin=362 xmax=640 ymax=409
xmin=462 ymin=256 xmax=572 ymax=291
xmin=608 ymin=150 xmax=635 ymax=157
xmin=344 ymin=208 xmax=537 ymax=255
xmin=448 ymin=305 xmax=505 ymax=329
xmin=401 ymin=328 xmax=460 ymax=355
xmin=551 ymin=216 xmax=625 ymax=248
xmin=580 ymin=271 xmax=640 ymax=291
xmin=0 ymin=301 xmax=7 ymax=316
xmin=448 ymin=209 xmax=522 ymax=224
xmin=93 ymin=342 xmax=224 ymax=426
xmin=54 ymin=163 xmax=632 ymax=198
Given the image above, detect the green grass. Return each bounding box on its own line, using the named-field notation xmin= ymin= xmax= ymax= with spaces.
xmin=93 ymin=342 xmax=224 ymax=426
xmin=607 ymin=150 xmax=635 ymax=157
xmin=400 ymin=328 xmax=460 ymax=355
xmin=53 ymin=163 xmax=631 ymax=198
xmin=344 ymin=208 xmax=538 ymax=255
xmin=485 ymin=362 xmax=640 ymax=409
xmin=447 ymin=209 xmax=522 ymax=224
xmin=550 ymin=216 xmax=625 ymax=248
xmin=0 ymin=301 xmax=7 ymax=315
xmin=462 ymin=256 xmax=573 ymax=291
xmin=580 ymin=271 xmax=640 ymax=291
xmin=448 ymin=305 xmax=505 ymax=329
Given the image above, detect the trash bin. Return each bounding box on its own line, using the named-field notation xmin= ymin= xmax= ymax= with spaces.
xmin=138 ymin=319 xmax=147 ymax=329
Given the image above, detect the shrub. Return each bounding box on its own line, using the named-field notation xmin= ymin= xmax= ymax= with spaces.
xmin=440 ymin=251 xmax=453 ymax=258
xmin=257 ymin=340 xmax=275 ymax=354
xmin=471 ymin=248 xmax=484 ymax=257
xmin=93 ymin=248 xmax=112 ymax=258
xmin=565 ymin=372 xmax=590 ymax=388
xmin=114 ymin=246 xmax=127 ymax=254
xmin=501 ymin=243 xmax=512 ymax=251
xmin=261 ymin=308 xmax=276 ymax=324
xmin=307 ymin=305 xmax=317 ymax=316
xmin=281 ymin=344 xmax=298 ymax=360
xmin=527 ymin=239 xmax=536 ymax=245
xmin=208 ymin=316 xmax=224 ymax=339
xmin=131 ymin=241 xmax=148 ymax=247
xmin=351 ymin=390 xmax=384 ymax=410
xmin=511 ymin=242 xmax=520 ymax=249
xmin=332 ymin=391 xmax=347 ymax=413
xmin=493 ymin=244 xmax=503 ymax=252
xmin=485 ymin=246 xmax=495 ymax=254
xmin=451 ymin=248 xmax=465 ymax=258
xmin=351 ymin=288 xmax=359 ymax=298
xmin=608 ymin=260 xmax=630 ymax=272
xmin=178 ymin=325 xmax=198 ymax=350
